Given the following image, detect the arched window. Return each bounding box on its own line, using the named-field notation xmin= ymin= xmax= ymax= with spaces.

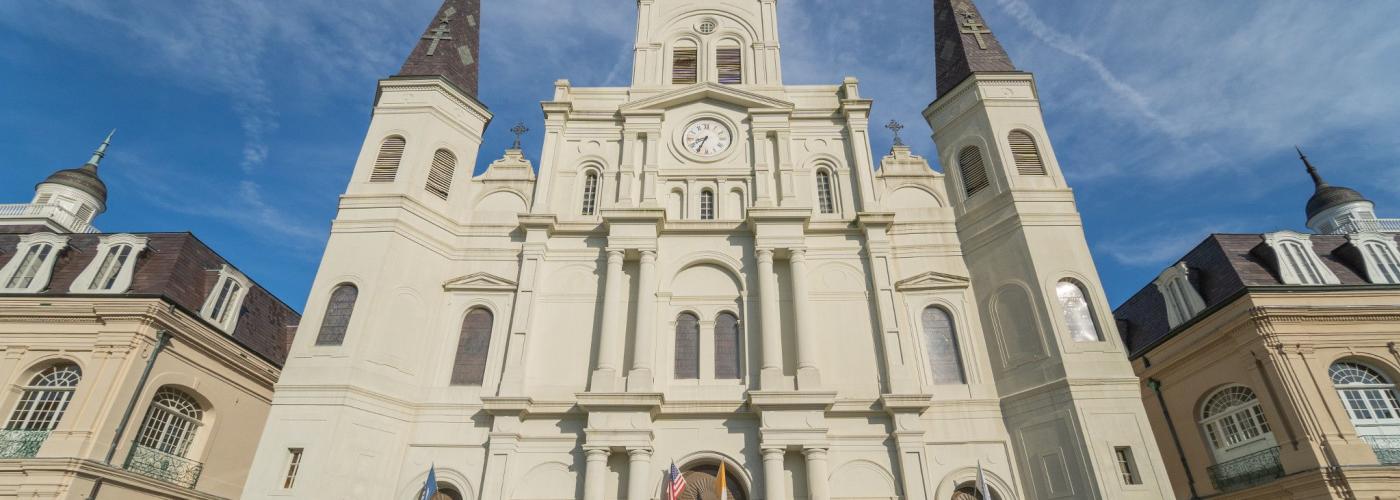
xmin=5 ymin=243 xmax=55 ymax=289
xmin=714 ymin=312 xmax=741 ymax=380
xmin=1362 ymin=241 xmax=1400 ymax=284
xmin=1008 ymin=130 xmax=1046 ymax=175
xmin=88 ymin=244 xmax=135 ymax=291
xmin=672 ymin=41 xmax=698 ymax=85
xmin=716 ymin=42 xmax=743 ymax=84
xmin=314 ymin=285 xmax=358 ymax=346
xmin=428 ymin=486 xmax=463 ymax=500
xmin=958 ymin=146 xmax=990 ymax=198
xmin=581 ymin=172 xmax=600 ymax=216
xmin=1056 ymin=280 xmax=1103 ymax=342
xmin=699 ymin=190 xmax=716 ymax=220
xmin=952 ymin=484 xmax=1002 ymax=500
xmin=425 ymin=149 xmax=457 ymax=200
xmin=371 ymin=136 xmax=406 ymax=182
xmin=135 ymin=387 xmax=204 ymax=457
xmin=816 ymin=170 xmax=836 ymax=214
xmin=451 ymin=309 xmax=494 ymax=386
xmin=5 ymin=364 xmax=82 ymax=431
xmin=1200 ymin=386 xmax=1272 ymax=454
xmin=675 ymin=313 xmax=700 ymax=379
xmin=1330 ymin=362 xmax=1400 ymax=433
xmin=921 ymin=307 xmax=966 ymax=385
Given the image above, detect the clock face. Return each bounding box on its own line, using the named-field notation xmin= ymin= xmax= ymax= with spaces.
xmin=683 ymin=119 xmax=733 ymax=157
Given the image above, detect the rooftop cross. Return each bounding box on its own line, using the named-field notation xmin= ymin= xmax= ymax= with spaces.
xmin=422 ymin=21 xmax=453 ymax=56
xmin=885 ymin=120 xmax=906 ymax=147
xmin=510 ymin=122 xmax=530 ymax=150
xmin=958 ymin=10 xmax=992 ymax=50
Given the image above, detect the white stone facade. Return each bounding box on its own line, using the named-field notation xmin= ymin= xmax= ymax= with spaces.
xmin=242 ymin=1 xmax=1174 ymax=498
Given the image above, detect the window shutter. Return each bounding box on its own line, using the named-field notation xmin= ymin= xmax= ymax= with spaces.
xmin=451 ymin=309 xmax=493 ymax=386
xmin=315 ymin=285 xmax=358 ymax=346
xmin=34 ymin=194 xmax=52 ymax=206
xmin=1008 ymin=131 xmax=1046 ymax=175
xmin=674 ymin=313 xmax=700 ymax=379
xmin=714 ymin=313 xmax=741 ymax=379
xmin=717 ymin=47 xmax=742 ymax=84
xmin=371 ymin=137 xmax=406 ymax=182
xmin=958 ymin=146 xmax=990 ymax=197
xmin=425 ymin=149 xmax=456 ymax=200
xmin=673 ymin=48 xmax=698 ymax=85
xmin=75 ymin=204 xmax=94 ymax=222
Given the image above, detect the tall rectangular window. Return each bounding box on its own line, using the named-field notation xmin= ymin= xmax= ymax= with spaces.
xmin=6 ymin=244 xmax=54 ymax=289
xmin=283 ymin=448 xmax=304 ymax=489
xmin=89 ymin=244 xmax=134 ymax=290
xmin=672 ymin=47 xmax=698 ymax=84
xmin=717 ymin=47 xmax=742 ymax=84
xmin=1114 ymin=447 xmax=1142 ymax=485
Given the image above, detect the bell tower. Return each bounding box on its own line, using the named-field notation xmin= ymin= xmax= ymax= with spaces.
xmin=630 ymin=0 xmax=783 ymax=88
xmin=923 ymin=0 xmax=1175 ymax=498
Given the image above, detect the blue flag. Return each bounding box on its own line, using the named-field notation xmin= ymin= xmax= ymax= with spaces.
xmin=420 ymin=465 xmax=438 ymax=500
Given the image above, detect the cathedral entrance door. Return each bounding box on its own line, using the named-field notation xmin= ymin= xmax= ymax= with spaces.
xmin=677 ymin=464 xmax=747 ymax=500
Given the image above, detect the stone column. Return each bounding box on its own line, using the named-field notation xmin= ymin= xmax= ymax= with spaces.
xmin=762 ymin=448 xmax=786 ymax=500
xmin=789 ymin=249 xmax=821 ymax=389
xmin=627 ymin=448 xmax=653 ymax=500
xmin=756 ymin=248 xmax=784 ymax=389
xmin=804 ymin=447 xmax=831 ymax=500
xmin=593 ymin=249 xmax=627 ymax=392
xmin=628 ymin=250 xmax=658 ymax=391
xmin=584 ymin=447 xmax=610 ymax=500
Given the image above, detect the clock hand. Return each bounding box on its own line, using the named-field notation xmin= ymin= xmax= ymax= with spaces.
xmin=693 ymin=137 xmax=709 ymax=151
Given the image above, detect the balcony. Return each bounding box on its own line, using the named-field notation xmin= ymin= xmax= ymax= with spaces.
xmin=124 ymin=444 xmax=203 ymax=488
xmin=0 ymin=430 xmax=49 ymax=459
xmin=1208 ymin=446 xmax=1285 ymax=493
xmin=1364 ymin=435 xmax=1400 ymax=465
xmin=1334 ymin=216 xmax=1400 ymax=234
xmin=0 ymin=203 xmax=98 ymax=233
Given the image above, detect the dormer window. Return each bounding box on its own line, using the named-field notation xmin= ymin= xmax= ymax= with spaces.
xmin=201 ymin=265 xmax=250 ymax=332
xmin=0 ymin=233 xmax=70 ymax=293
xmin=1347 ymin=233 xmax=1400 ymax=284
xmin=1262 ymin=232 xmax=1340 ymax=285
xmin=71 ymin=234 xmax=148 ymax=294
xmin=1154 ymin=262 xmax=1206 ymax=329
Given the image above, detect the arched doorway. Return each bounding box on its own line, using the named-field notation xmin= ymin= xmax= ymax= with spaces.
xmin=952 ymin=483 xmax=1002 ymax=500
xmin=677 ymin=464 xmax=747 ymax=500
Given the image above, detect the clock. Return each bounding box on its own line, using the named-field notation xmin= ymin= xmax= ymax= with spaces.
xmin=682 ymin=119 xmax=733 ymax=157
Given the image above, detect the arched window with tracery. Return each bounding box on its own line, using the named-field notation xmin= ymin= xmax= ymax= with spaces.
xmin=1199 ymin=386 xmax=1275 ymax=462
xmin=135 ymin=387 xmax=204 ymax=457
xmin=921 ymin=307 xmax=965 ymax=385
xmin=581 ymin=171 xmax=600 ymax=216
xmin=958 ymin=146 xmax=990 ymax=198
xmin=1330 ymin=361 xmax=1400 ymax=436
xmin=675 ymin=313 xmax=700 ymax=379
xmin=816 ymin=170 xmax=836 ymax=214
xmin=451 ymin=308 xmax=494 ymax=386
xmin=714 ymin=312 xmax=741 ymax=380
xmin=315 ymin=284 xmax=358 ymax=346
xmin=5 ymin=364 xmax=82 ymax=432
xmin=1056 ymin=280 xmax=1103 ymax=342
xmin=371 ymin=136 xmax=406 ymax=182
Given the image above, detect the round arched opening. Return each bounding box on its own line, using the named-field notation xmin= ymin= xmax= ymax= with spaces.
xmin=677 ymin=463 xmax=747 ymax=500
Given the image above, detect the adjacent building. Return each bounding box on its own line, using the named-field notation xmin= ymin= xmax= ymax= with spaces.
xmin=0 ymin=134 xmax=300 ymax=499
xmin=243 ymin=0 xmax=1174 ymax=499
xmin=1115 ymin=153 xmax=1400 ymax=499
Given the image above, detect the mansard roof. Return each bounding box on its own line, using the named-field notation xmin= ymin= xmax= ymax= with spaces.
xmin=1113 ymin=233 xmax=1400 ymax=358
xmin=934 ymin=0 xmax=1018 ymax=98
xmin=398 ymin=0 xmax=481 ymax=97
xmin=0 ymin=231 xmax=301 ymax=365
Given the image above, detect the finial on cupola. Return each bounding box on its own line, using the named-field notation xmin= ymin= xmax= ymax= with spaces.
xmin=87 ymin=129 xmax=116 ymax=169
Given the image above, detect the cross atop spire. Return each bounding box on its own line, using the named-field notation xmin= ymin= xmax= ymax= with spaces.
xmin=934 ymin=0 xmax=1017 ymax=98
xmin=398 ymin=0 xmax=481 ymax=97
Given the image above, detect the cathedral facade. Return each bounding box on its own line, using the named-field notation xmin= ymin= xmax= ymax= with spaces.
xmin=242 ymin=1 xmax=1175 ymax=499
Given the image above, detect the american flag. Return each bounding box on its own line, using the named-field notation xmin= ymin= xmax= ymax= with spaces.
xmin=667 ymin=462 xmax=688 ymax=500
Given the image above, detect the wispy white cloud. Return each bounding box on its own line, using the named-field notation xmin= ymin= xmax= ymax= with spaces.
xmin=1096 ymin=217 xmax=1260 ymax=268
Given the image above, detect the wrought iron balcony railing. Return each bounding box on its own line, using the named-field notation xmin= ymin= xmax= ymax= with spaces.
xmin=1364 ymin=435 xmax=1400 ymax=465
xmin=1207 ymin=446 xmax=1285 ymax=493
xmin=1334 ymin=216 xmax=1400 ymax=234
xmin=124 ymin=444 xmax=203 ymax=488
xmin=0 ymin=430 xmax=49 ymax=459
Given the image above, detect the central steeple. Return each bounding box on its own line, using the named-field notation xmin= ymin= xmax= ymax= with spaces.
xmin=933 ymin=0 xmax=1017 ymax=98
xmin=398 ymin=0 xmax=482 ymax=96
xmin=630 ymin=0 xmax=784 ymax=88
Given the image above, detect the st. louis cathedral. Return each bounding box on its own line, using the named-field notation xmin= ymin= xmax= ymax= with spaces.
xmin=242 ymin=1 xmax=1176 ymax=498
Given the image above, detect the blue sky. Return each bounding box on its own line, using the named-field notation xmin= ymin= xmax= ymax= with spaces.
xmin=3 ymin=0 xmax=1399 ymax=311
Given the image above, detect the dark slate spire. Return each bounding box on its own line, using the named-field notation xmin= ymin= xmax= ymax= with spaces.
xmin=1297 ymin=147 xmax=1370 ymax=221
xmin=398 ymin=0 xmax=481 ymax=96
xmin=934 ymin=0 xmax=1017 ymax=98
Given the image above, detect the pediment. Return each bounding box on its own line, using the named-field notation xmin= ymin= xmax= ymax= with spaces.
xmin=621 ymin=82 xmax=794 ymax=114
xmin=443 ymin=272 xmax=518 ymax=292
xmin=895 ymin=271 xmax=971 ymax=291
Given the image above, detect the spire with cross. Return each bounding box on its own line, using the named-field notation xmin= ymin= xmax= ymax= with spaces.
xmin=510 ymin=122 xmax=530 ymax=150
xmin=398 ymin=0 xmax=481 ymax=97
xmin=934 ymin=0 xmax=1017 ymax=98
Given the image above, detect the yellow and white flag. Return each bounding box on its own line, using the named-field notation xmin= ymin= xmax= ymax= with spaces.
xmin=717 ymin=462 xmax=728 ymax=500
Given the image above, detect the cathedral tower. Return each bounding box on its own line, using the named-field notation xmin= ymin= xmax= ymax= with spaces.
xmin=924 ymin=0 xmax=1175 ymax=498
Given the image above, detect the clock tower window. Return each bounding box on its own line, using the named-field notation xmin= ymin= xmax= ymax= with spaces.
xmin=717 ymin=44 xmax=742 ymax=84
xmin=673 ymin=43 xmax=699 ymax=85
